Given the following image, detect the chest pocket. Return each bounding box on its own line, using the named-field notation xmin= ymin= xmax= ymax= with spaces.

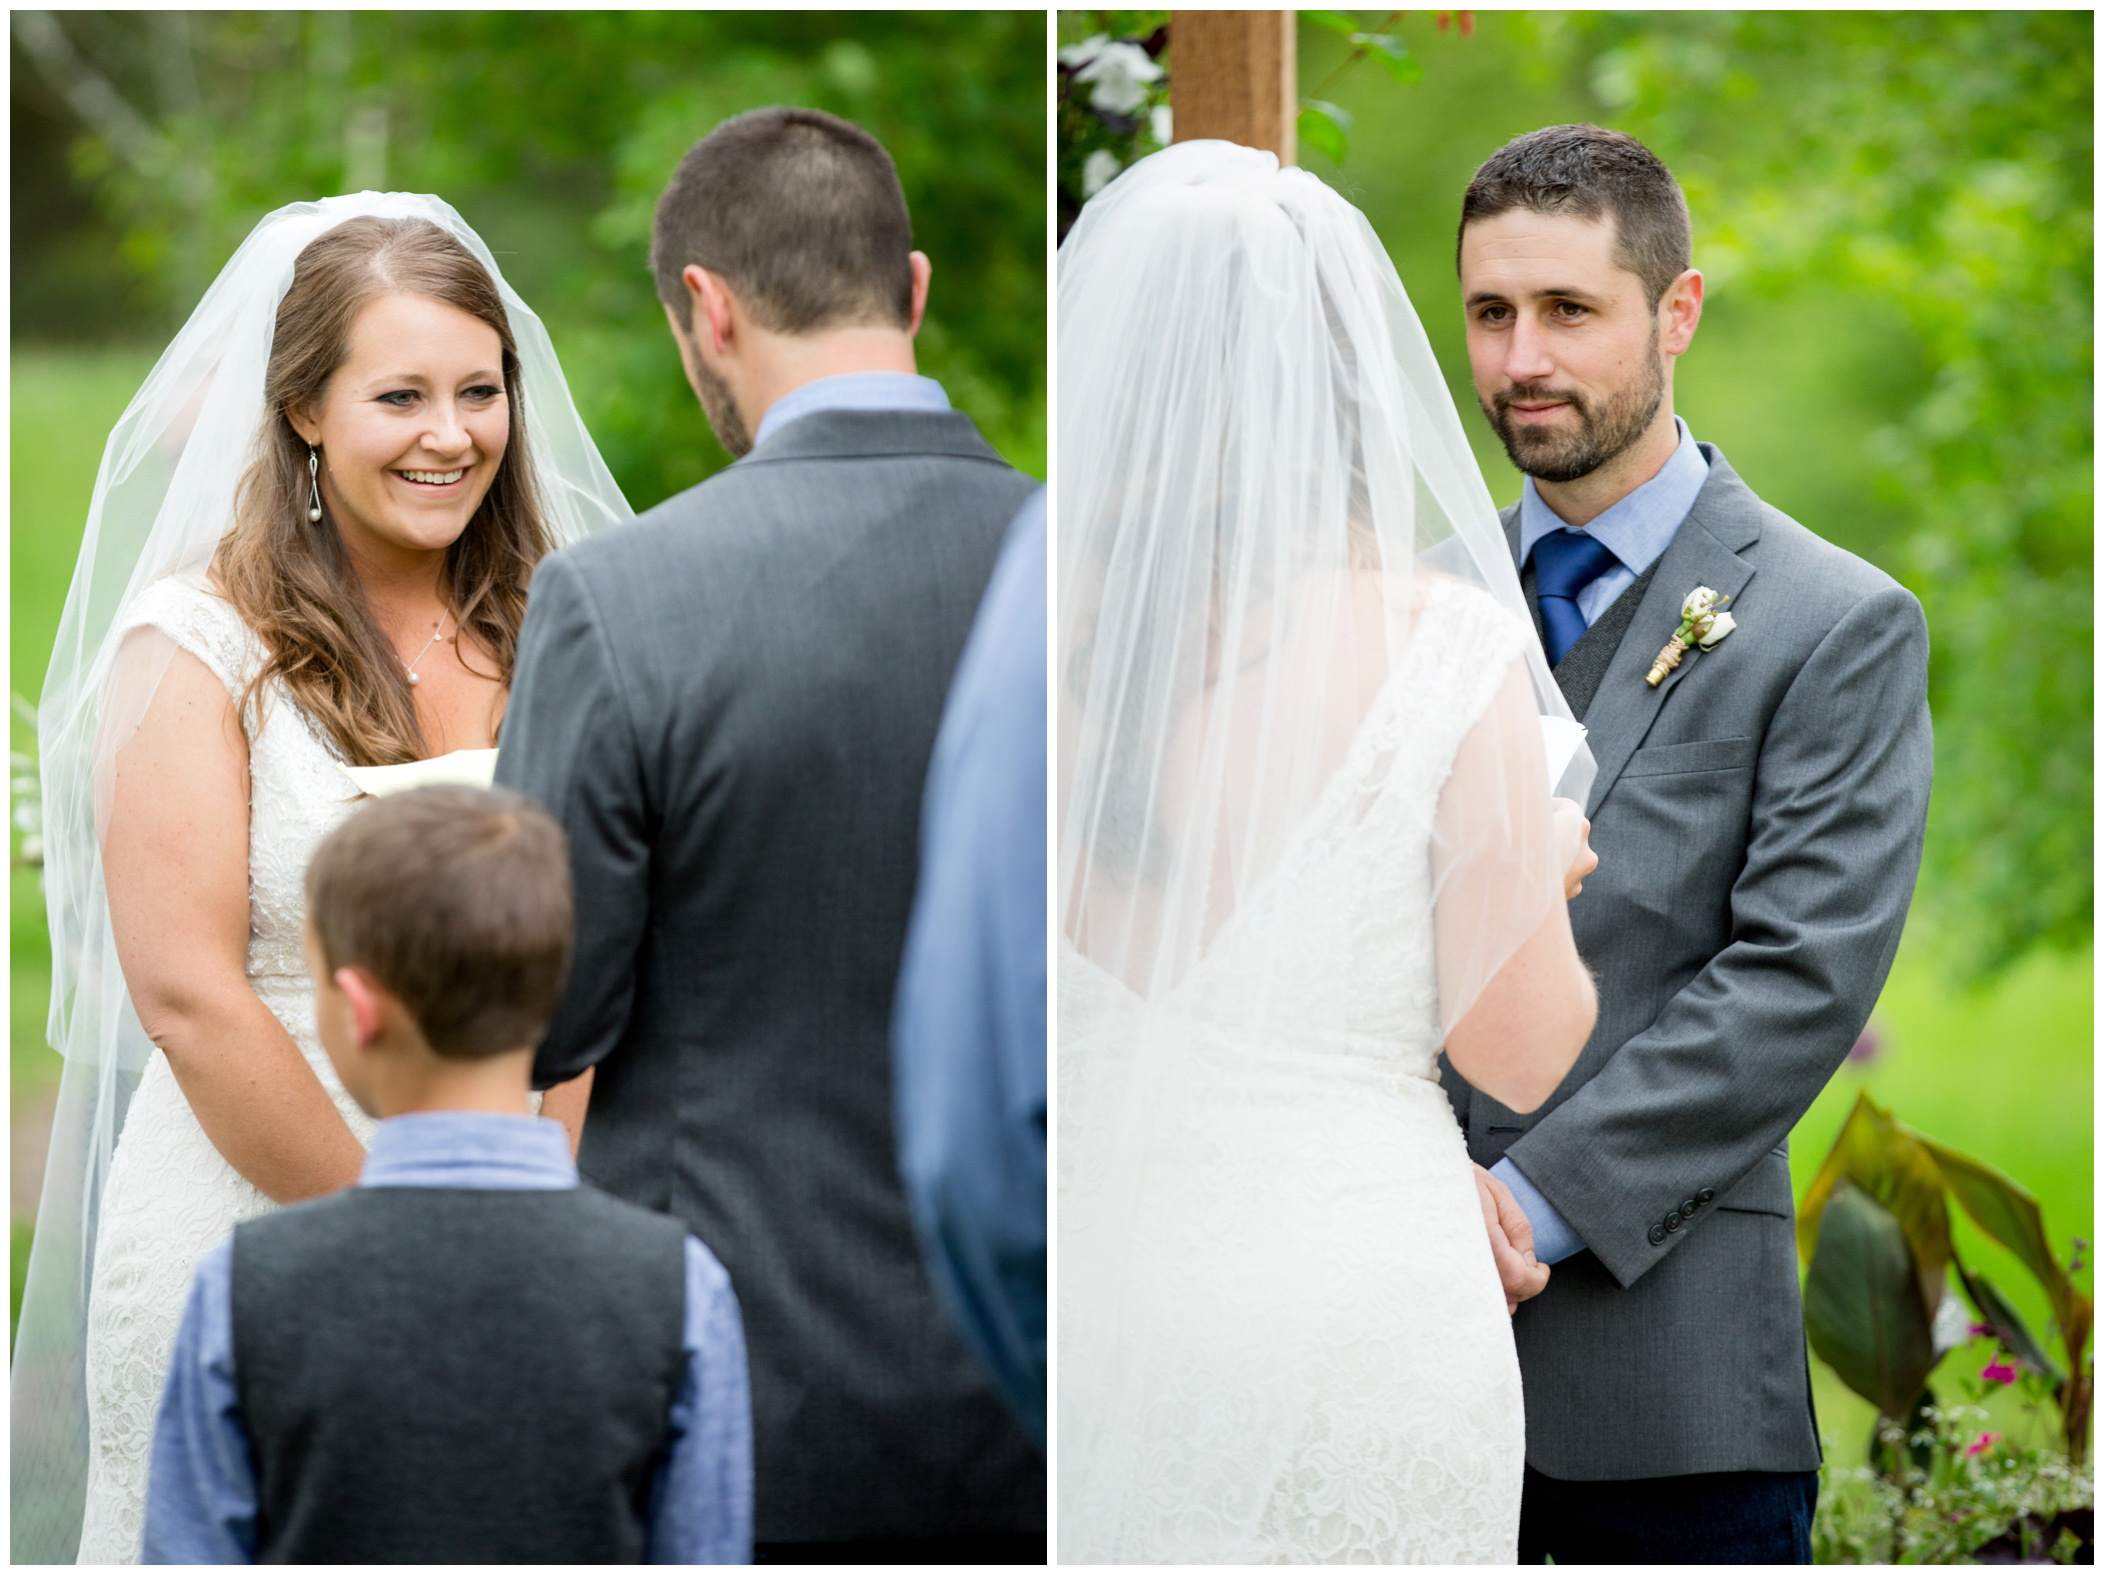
xmin=1600 ymin=736 xmax=1757 ymax=932
xmin=1623 ymin=735 xmax=1756 ymax=778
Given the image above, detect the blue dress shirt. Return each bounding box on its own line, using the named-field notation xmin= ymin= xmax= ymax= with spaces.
xmin=892 ymin=488 xmax=1048 ymax=1448
xmin=1517 ymin=416 xmax=1710 ymax=624
xmin=750 ymin=370 xmax=952 ymax=450
xmin=1499 ymin=419 xmax=1712 ymax=1265
xmin=142 ymin=1112 xmax=754 ymax=1564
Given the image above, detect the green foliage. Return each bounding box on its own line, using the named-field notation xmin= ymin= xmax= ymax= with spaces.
xmin=1055 ymin=13 xmax=1170 ymax=241
xmin=1816 ymin=1401 xmax=2094 ymax=1564
xmin=1297 ymin=102 xmax=1351 ymax=163
xmin=1799 ymin=1091 xmax=2093 ymax=1465
xmin=12 ymin=12 xmax=1047 ymax=506
xmin=1554 ymin=9 xmax=2093 ymax=971
xmin=1297 ymin=11 xmax=1421 ymax=162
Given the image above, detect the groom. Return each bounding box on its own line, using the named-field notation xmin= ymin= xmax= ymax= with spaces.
xmin=1439 ymin=125 xmax=1932 ymax=1563
xmin=497 ymin=108 xmax=1044 ymax=1560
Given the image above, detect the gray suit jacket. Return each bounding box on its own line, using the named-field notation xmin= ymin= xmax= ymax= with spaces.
xmin=1439 ymin=445 xmax=1932 ymax=1479
xmin=497 ymin=409 xmax=1044 ymax=1540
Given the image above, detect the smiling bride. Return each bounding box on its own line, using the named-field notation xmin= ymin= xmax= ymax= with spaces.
xmin=9 ymin=195 xmax=629 ymax=1564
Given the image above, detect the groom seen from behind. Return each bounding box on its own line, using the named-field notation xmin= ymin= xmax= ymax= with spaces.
xmin=496 ymin=108 xmax=1044 ymax=1562
xmin=1440 ymin=125 xmax=1933 ymax=1564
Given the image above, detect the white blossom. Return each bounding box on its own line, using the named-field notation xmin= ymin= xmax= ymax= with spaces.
xmin=1072 ymin=39 xmax=1162 ymax=117
xmin=1681 ymin=585 xmax=1720 ymax=620
xmin=1057 ymin=34 xmax=1109 ymax=71
xmin=1082 ymin=149 xmax=1122 ymax=200
xmin=1150 ymin=105 xmax=1173 ymax=147
xmin=1697 ymin=609 xmax=1737 ymax=650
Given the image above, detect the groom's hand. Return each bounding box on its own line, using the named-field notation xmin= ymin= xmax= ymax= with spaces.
xmin=1475 ymin=1163 xmax=1550 ymax=1314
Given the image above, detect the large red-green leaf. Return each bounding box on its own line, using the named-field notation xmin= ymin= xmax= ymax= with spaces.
xmin=1916 ymin=1133 xmax=2076 ymax=1330
xmin=1806 ymin=1179 xmax=1942 ymax=1419
xmin=1797 ymin=1092 xmax=1953 ymax=1322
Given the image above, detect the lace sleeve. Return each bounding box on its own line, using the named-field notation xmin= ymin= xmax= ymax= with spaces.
xmin=117 ymin=578 xmax=261 ymax=706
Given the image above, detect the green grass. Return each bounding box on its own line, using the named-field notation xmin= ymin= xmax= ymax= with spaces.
xmin=11 ymin=347 xmax=162 ymax=705
xmin=11 ymin=351 xmax=145 ymax=1122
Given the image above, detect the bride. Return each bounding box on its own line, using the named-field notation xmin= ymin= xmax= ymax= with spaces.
xmin=1057 ymin=143 xmax=1598 ymax=1561
xmin=10 ymin=194 xmax=630 ymax=1563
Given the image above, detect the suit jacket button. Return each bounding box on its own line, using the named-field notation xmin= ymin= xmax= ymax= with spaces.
xmin=1681 ymin=1197 xmax=1701 ymax=1216
xmin=1699 ymin=1187 xmax=1716 ymax=1203
xmin=1665 ymin=1212 xmax=1683 ymax=1231
xmin=1648 ymin=1224 xmax=1668 ymax=1245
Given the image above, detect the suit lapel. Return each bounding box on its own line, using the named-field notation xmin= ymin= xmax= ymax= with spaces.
xmin=1577 ymin=455 xmax=1761 ymax=816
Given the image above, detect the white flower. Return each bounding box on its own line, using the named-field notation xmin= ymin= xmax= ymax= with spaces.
xmin=1057 ymin=33 xmax=1109 ymax=70
xmin=1697 ymin=609 xmax=1737 ymax=650
xmin=1082 ymin=149 xmax=1123 ymax=200
xmin=1072 ymin=39 xmax=1163 ymax=116
xmin=1681 ymin=585 xmax=1720 ymax=620
xmin=1150 ymin=105 xmax=1174 ymax=147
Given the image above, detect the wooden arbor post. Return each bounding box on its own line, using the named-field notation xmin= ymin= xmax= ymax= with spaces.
xmin=1169 ymin=11 xmax=1298 ymax=166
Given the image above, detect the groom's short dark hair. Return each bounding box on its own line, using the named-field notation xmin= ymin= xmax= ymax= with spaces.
xmin=306 ymin=785 xmax=573 ymax=1059
xmin=652 ymin=107 xmax=914 ymax=335
xmin=1458 ymin=125 xmax=1691 ymax=308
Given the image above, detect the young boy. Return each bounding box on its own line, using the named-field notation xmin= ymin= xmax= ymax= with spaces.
xmin=141 ymin=785 xmax=752 ymax=1564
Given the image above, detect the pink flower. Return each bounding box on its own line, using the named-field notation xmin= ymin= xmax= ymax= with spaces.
xmin=1981 ymin=1357 xmax=2019 ymax=1386
xmin=1969 ymin=1322 xmax=1996 ymax=1338
xmin=1966 ymin=1431 xmax=2002 ymax=1457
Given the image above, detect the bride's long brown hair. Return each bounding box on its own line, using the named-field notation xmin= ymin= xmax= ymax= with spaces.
xmin=217 ymin=216 xmax=552 ymax=766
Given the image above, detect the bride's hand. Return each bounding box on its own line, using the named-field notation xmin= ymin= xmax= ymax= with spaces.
xmin=1474 ymin=1163 xmax=1550 ymax=1314
xmin=1551 ymin=797 xmax=1598 ymax=901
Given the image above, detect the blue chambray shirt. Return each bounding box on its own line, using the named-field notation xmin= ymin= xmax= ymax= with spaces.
xmin=893 ymin=489 xmax=1048 ymax=1448
xmin=750 ymin=370 xmax=951 ymax=450
xmin=141 ymin=1112 xmax=753 ymax=1564
xmin=1499 ymin=418 xmax=1712 ymax=1266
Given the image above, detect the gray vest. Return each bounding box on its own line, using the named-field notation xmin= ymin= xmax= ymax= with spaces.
xmin=231 ymin=1186 xmax=687 ymax=1564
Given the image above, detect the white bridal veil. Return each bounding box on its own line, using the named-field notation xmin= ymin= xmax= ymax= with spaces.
xmin=11 ymin=191 xmax=632 ymax=1560
xmin=1058 ymin=139 xmax=1589 ymax=1015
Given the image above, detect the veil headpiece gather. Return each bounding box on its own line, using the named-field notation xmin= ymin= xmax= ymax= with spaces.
xmin=12 ymin=191 xmax=631 ymax=1560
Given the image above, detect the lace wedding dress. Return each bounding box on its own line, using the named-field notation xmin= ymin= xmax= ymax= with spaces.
xmin=73 ymin=579 xmax=381 ymax=1564
xmin=1059 ymin=577 xmax=1529 ymax=1564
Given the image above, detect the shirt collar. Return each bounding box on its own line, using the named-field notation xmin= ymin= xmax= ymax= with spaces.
xmin=360 ymin=1110 xmax=577 ymax=1191
xmin=751 ymin=371 xmax=952 ymax=451
xmin=1517 ymin=416 xmax=1710 ymax=575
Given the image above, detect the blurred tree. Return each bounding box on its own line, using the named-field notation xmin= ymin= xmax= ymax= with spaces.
xmin=1555 ymin=10 xmax=2092 ymax=971
xmin=10 ymin=10 xmax=1047 ymax=503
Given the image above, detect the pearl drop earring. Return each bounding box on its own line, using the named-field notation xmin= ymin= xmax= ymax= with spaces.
xmin=307 ymin=446 xmax=323 ymax=523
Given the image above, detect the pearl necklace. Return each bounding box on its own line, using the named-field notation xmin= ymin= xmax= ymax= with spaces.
xmin=403 ymin=612 xmax=451 ymax=687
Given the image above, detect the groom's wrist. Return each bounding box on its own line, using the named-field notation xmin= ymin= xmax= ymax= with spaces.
xmin=1490 ymin=1157 xmax=1586 ymax=1265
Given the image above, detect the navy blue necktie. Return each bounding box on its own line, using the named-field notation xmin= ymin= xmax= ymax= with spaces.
xmin=1531 ymin=530 xmax=1621 ymax=667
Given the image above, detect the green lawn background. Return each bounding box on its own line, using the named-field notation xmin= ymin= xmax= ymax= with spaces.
xmin=10 ymin=347 xmax=2094 ymax=1460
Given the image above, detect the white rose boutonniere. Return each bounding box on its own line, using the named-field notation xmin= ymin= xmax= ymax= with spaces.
xmin=1646 ymin=587 xmax=1736 ymax=686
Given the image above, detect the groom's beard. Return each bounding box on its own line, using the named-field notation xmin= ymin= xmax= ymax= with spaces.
xmin=1482 ymin=331 xmax=1665 ymax=485
xmin=692 ymin=355 xmax=753 ymax=459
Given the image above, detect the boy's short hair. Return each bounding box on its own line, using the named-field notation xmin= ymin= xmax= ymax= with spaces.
xmin=650 ymin=106 xmax=914 ymax=335
xmin=306 ymin=785 xmax=573 ymax=1060
xmin=1458 ymin=124 xmax=1692 ymax=309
